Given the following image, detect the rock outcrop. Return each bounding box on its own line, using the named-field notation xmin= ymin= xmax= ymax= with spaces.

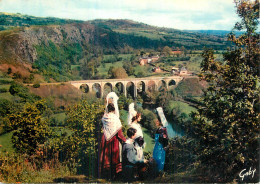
xmin=0 ymin=22 xmax=97 ymax=64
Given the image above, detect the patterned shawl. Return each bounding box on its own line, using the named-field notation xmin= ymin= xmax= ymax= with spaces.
xmin=102 ymin=112 xmax=122 ymax=141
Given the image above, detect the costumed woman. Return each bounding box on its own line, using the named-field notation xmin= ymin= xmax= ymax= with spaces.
xmin=128 ymin=103 xmax=145 ymax=162
xmin=99 ymin=92 xmax=126 ymax=180
xmin=153 ymin=119 xmax=169 ymax=172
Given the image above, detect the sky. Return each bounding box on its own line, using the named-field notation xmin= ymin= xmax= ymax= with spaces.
xmin=0 ymin=0 xmax=241 ymax=30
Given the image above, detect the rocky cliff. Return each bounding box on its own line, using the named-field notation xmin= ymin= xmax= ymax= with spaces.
xmin=0 ymin=23 xmax=97 ymax=64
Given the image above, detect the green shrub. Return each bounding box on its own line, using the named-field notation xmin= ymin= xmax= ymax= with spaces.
xmin=165 ymin=137 xmax=196 ymax=174
xmin=136 ymin=71 xmax=145 ymax=77
xmin=0 ymin=79 xmax=12 ymax=84
xmin=9 ymin=82 xmax=41 ymax=102
xmin=141 ymin=109 xmax=157 ymax=135
xmin=7 ymin=67 xmax=12 ymax=74
xmin=9 ymin=101 xmax=50 ymax=155
xmin=0 ymin=99 xmax=12 ymax=117
xmin=0 ymin=88 xmax=8 ymax=93
xmin=12 ymin=72 xmax=22 ymax=79
xmin=65 ymin=100 xmax=104 ymax=176
xmin=32 ymin=83 xmax=40 ymax=88
xmin=118 ymin=94 xmax=134 ymax=110
xmin=173 ymin=78 xmax=205 ymax=97
xmin=0 ymin=151 xmax=71 ymax=183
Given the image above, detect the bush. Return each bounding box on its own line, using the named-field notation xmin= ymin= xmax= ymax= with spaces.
xmin=136 ymin=71 xmax=145 ymax=77
xmin=173 ymin=78 xmax=206 ymax=97
xmin=141 ymin=109 xmax=157 ymax=135
xmin=0 ymin=151 xmax=71 ymax=183
xmin=0 ymin=79 xmax=12 ymax=84
xmin=9 ymin=82 xmax=28 ymax=96
xmin=7 ymin=67 xmax=12 ymax=74
xmin=65 ymin=100 xmax=104 ymax=176
xmin=10 ymin=101 xmax=50 ymax=155
xmin=9 ymin=82 xmax=41 ymax=102
xmin=118 ymin=95 xmax=134 ymax=110
xmin=0 ymin=99 xmax=12 ymax=117
xmin=164 ymin=100 xmax=196 ymax=129
xmin=33 ymin=83 xmax=40 ymax=88
xmin=165 ymin=137 xmax=196 ymax=174
xmin=12 ymin=72 xmax=22 ymax=79
xmin=111 ymin=67 xmax=128 ymax=79
xmin=0 ymin=88 xmax=8 ymax=93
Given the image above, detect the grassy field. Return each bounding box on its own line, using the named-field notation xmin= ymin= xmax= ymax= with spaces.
xmin=74 ymin=52 xmax=223 ymax=79
xmin=166 ymin=100 xmax=197 ymax=117
xmin=0 ymin=92 xmax=13 ymax=101
xmin=71 ymin=65 xmax=80 ymax=70
xmin=120 ymin=109 xmax=128 ymax=125
xmin=51 ymin=127 xmax=74 ymax=136
xmin=98 ymin=53 xmax=165 ymax=78
xmin=0 ymin=131 xmax=14 ymax=152
xmin=0 ymin=75 xmax=13 ymax=100
xmin=51 ymin=112 xmax=66 ymax=122
xmin=0 ymin=127 xmax=73 ymax=154
xmin=142 ymin=127 xmax=155 ymax=153
xmin=158 ymin=53 xmax=223 ymax=74
xmin=115 ymin=28 xmax=163 ymax=40
xmin=134 ymin=65 xmax=152 ymax=76
xmin=0 ymin=84 xmax=11 ymax=89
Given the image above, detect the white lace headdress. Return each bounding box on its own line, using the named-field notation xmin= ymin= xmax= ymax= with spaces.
xmin=127 ymin=102 xmax=137 ymax=125
xmin=156 ymin=107 xmax=168 ymax=127
xmin=105 ymin=92 xmax=119 ymax=117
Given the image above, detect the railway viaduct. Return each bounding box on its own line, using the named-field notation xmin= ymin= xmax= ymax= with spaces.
xmin=70 ymin=76 xmax=183 ymax=98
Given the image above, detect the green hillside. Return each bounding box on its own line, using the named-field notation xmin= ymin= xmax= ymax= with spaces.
xmin=89 ymin=19 xmax=231 ymax=50
xmin=0 ymin=13 xmax=232 ymax=82
xmin=0 ymin=12 xmax=83 ymax=31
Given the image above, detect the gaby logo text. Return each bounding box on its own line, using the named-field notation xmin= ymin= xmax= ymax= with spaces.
xmin=239 ymin=167 xmax=256 ymax=181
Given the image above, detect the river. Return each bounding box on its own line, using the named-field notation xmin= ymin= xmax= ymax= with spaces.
xmin=156 ymin=107 xmax=184 ymax=138
xmin=166 ymin=121 xmax=184 ymax=138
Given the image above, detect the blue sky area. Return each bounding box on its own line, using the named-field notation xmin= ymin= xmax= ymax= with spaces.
xmin=0 ymin=0 xmax=241 ymax=30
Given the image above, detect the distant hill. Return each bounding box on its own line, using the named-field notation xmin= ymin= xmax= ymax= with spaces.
xmin=88 ymin=19 xmax=231 ymax=50
xmin=0 ymin=12 xmax=233 ymax=82
xmin=186 ymin=30 xmax=245 ymax=36
xmin=0 ymin=12 xmax=83 ymax=31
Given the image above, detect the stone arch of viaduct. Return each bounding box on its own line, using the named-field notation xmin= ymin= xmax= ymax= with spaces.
xmin=70 ymin=76 xmax=183 ymax=98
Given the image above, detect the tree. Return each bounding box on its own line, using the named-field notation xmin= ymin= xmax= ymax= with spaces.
xmin=191 ymin=0 xmax=259 ymax=182
xmin=107 ymin=66 xmax=115 ymax=78
xmin=136 ymin=71 xmax=145 ymax=78
xmin=110 ymin=67 xmax=128 ymax=79
xmin=123 ymin=61 xmax=135 ymax=76
xmin=180 ymin=46 xmax=187 ymax=56
xmin=162 ymin=46 xmax=172 ymax=56
xmin=10 ymin=100 xmax=50 ymax=155
xmin=66 ymin=100 xmax=104 ymax=176
xmin=156 ymin=87 xmax=173 ymax=109
xmin=9 ymin=82 xmax=40 ymax=102
xmin=7 ymin=67 xmax=12 ymax=74
xmin=130 ymin=54 xmax=136 ymax=61
xmin=141 ymin=109 xmax=157 ymax=134
xmin=80 ymin=57 xmax=100 ymax=79
xmin=140 ymin=50 xmax=146 ymax=57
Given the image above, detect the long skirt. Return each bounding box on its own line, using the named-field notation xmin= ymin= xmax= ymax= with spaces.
xmin=99 ymin=134 xmax=122 ymax=179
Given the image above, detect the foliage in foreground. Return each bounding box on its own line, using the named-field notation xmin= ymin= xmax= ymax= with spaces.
xmin=165 ymin=137 xmax=197 ymax=174
xmin=191 ymin=0 xmax=259 ymax=182
xmin=65 ymin=100 xmax=104 ymax=176
xmin=8 ymin=100 xmax=50 ymax=155
xmin=0 ymin=151 xmax=71 ymax=183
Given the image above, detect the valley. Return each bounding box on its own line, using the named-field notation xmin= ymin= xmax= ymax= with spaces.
xmin=0 ymin=2 xmax=258 ymax=182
